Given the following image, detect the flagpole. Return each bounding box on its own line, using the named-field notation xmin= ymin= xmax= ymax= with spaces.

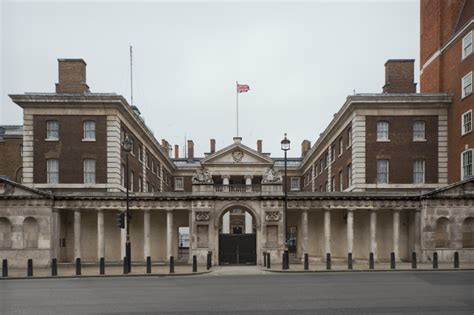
xmin=236 ymin=81 xmax=239 ymax=137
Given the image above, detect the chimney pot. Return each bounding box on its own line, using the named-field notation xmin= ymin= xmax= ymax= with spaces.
xmin=257 ymin=140 xmax=263 ymax=153
xmin=174 ymin=145 xmax=179 ymax=159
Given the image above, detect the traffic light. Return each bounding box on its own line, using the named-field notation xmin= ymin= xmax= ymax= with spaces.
xmin=116 ymin=212 xmax=125 ymax=229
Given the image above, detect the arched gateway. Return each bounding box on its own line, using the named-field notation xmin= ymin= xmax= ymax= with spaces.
xmin=218 ymin=205 xmax=257 ymax=265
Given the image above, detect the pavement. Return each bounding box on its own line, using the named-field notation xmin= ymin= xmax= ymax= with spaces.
xmin=0 ymin=269 xmax=472 ymax=314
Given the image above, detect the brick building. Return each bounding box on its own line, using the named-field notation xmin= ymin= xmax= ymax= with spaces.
xmin=0 ymin=57 xmax=472 ymax=269
xmin=420 ymin=0 xmax=474 ymax=183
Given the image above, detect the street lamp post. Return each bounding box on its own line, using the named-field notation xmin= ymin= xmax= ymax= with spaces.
xmin=281 ymin=133 xmax=290 ymax=270
xmin=122 ymin=136 xmax=133 ymax=273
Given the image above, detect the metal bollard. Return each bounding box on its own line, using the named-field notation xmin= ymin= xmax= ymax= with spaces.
xmin=2 ymin=259 xmax=7 ymax=277
xmin=27 ymin=259 xmax=33 ymax=277
xmin=411 ymin=252 xmax=417 ymax=269
xmin=267 ymin=253 xmax=271 ymax=269
xmin=263 ymin=252 xmax=267 ymax=267
xmin=454 ymin=252 xmax=459 ymax=269
xmin=170 ymin=256 xmax=175 ymax=274
xmin=100 ymin=257 xmax=105 ymax=275
xmin=207 ymin=252 xmax=211 ymax=270
xmin=284 ymin=250 xmax=289 ymax=270
xmin=348 ymin=253 xmax=353 ymax=270
xmin=51 ymin=258 xmax=57 ymax=276
xmin=304 ymin=253 xmax=309 ymax=271
xmin=390 ymin=252 xmax=396 ymax=270
xmin=192 ymin=255 xmax=197 ymax=272
xmin=433 ymin=252 xmax=438 ymax=269
xmin=75 ymin=258 xmax=81 ymax=276
xmin=209 ymin=251 xmax=213 ymax=269
xmin=326 ymin=253 xmax=331 ymax=270
xmin=282 ymin=253 xmax=286 ymax=270
xmin=369 ymin=252 xmax=374 ymax=270
xmin=123 ymin=257 xmax=128 ymax=274
xmin=146 ymin=256 xmax=151 ymax=274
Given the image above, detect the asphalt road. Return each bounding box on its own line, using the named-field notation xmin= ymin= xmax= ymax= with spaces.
xmin=0 ymin=271 xmax=473 ymax=314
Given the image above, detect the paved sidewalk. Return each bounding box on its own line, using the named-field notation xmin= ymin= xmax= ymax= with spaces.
xmin=2 ymin=263 xmax=209 ymax=279
xmin=262 ymin=261 xmax=474 ymax=272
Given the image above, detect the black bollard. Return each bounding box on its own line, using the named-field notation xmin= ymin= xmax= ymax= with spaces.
xmin=27 ymin=259 xmax=33 ymax=277
xmin=390 ymin=252 xmax=396 ymax=270
xmin=454 ymin=252 xmax=459 ymax=269
xmin=326 ymin=253 xmax=331 ymax=270
xmin=263 ymin=252 xmax=267 ymax=267
xmin=304 ymin=253 xmax=309 ymax=271
xmin=282 ymin=253 xmax=286 ymax=270
xmin=369 ymin=252 xmax=374 ymax=270
xmin=348 ymin=253 xmax=353 ymax=270
xmin=146 ymin=256 xmax=151 ymax=274
xmin=433 ymin=252 xmax=438 ymax=269
xmin=75 ymin=258 xmax=81 ymax=276
xmin=192 ymin=255 xmax=197 ymax=272
xmin=207 ymin=252 xmax=211 ymax=270
xmin=123 ymin=257 xmax=128 ymax=274
xmin=411 ymin=252 xmax=417 ymax=269
xmin=2 ymin=259 xmax=7 ymax=277
xmin=100 ymin=257 xmax=105 ymax=275
xmin=209 ymin=251 xmax=213 ymax=269
xmin=284 ymin=250 xmax=289 ymax=270
xmin=267 ymin=253 xmax=271 ymax=269
xmin=51 ymin=258 xmax=57 ymax=276
xmin=170 ymin=256 xmax=175 ymax=274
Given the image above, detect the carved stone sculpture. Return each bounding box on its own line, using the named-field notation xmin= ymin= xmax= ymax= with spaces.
xmin=192 ymin=167 xmax=213 ymax=184
xmin=196 ymin=211 xmax=210 ymax=221
xmin=261 ymin=168 xmax=283 ymax=184
xmin=265 ymin=211 xmax=281 ymax=222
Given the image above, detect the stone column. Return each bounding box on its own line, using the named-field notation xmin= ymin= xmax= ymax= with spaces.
xmin=97 ymin=209 xmax=105 ymax=259
xmin=393 ymin=210 xmax=400 ymax=260
xmin=370 ymin=210 xmax=377 ymax=260
xmin=301 ymin=210 xmax=308 ymax=260
xmin=244 ymin=175 xmax=253 ymax=192
xmin=222 ymin=175 xmax=230 ymax=192
xmin=414 ymin=209 xmax=421 ymax=255
xmin=188 ymin=209 xmax=194 ymax=264
xmin=347 ymin=209 xmax=354 ymax=254
xmin=144 ymin=209 xmax=151 ymax=259
xmin=74 ymin=210 xmax=81 ymax=259
xmin=52 ymin=210 xmax=61 ymax=259
xmin=324 ymin=210 xmax=331 ymax=256
xmin=166 ymin=210 xmax=174 ymax=259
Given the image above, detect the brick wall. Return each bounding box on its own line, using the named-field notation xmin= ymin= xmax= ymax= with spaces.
xmin=0 ymin=137 xmax=22 ymax=182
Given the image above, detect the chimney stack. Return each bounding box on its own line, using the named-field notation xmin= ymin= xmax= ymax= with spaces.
xmin=382 ymin=59 xmax=416 ymax=93
xmin=301 ymin=140 xmax=311 ymax=158
xmin=174 ymin=145 xmax=179 ymax=159
xmin=55 ymin=59 xmax=90 ymax=94
xmin=161 ymin=139 xmax=169 ymax=154
xmin=210 ymin=139 xmax=216 ymax=154
xmin=187 ymin=140 xmax=194 ymax=161
xmin=257 ymin=140 xmax=263 ymax=153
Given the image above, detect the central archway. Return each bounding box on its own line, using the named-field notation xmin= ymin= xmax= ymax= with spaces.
xmin=218 ymin=205 xmax=257 ymax=265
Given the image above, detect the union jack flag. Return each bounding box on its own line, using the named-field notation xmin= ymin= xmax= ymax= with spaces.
xmin=237 ymin=84 xmax=250 ymax=93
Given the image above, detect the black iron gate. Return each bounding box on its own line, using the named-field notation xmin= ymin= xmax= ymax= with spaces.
xmin=219 ymin=234 xmax=256 ymax=265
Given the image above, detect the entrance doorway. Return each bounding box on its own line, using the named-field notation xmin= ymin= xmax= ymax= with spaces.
xmin=219 ymin=208 xmax=256 ymax=265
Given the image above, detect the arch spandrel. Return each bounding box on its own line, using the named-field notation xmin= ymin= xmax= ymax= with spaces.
xmin=214 ymin=201 xmax=261 ymax=228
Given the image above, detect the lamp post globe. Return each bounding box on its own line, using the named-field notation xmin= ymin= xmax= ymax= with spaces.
xmin=280 ymin=133 xmax=290 ymax=269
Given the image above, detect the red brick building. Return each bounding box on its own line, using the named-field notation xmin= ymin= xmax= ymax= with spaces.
xmin=420 ymin=0 xmax=474 ymax=183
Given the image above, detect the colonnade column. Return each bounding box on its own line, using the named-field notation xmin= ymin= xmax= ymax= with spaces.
xmin=244 ymin=175 xmax=253 ymax=192
xmin=121 ymin=212 xmax=126 ymax=260
xmin=370 ymin=210 xmax=377 ymax=260
xmin=144 ymin=209 xmax=151 ymax=259
xmin=52 ymin=210 xmax=61 ymax=260
xmin=97 ymin=209 xmax=105 ymax=259
xmin=393 ymin=210 xmax=400 ymax=260
xmin=188 ymin=209 xmax=194 ymax=264
xmin=74 ymin=210 xmax=81 ymax=260
xmin=414 ymin=209 xmax=421 ymax=255
xmin=324 ymin=209 xmax=331 ymax=257
xmin=301 ymin=210 xmax=308 ymax=260
xmin=166 ymin=210 xmax=173 ymax=259
xmin=346 ymin=209 xmax=354 ymax=255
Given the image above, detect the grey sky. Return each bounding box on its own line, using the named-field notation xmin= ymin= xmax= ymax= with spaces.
xmin=0 ymin=0 xmax=419 ymax=158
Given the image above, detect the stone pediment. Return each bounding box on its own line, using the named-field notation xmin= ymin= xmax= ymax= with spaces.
xmin=422 ymin=178 xmax=474 ymax=198
xmin=201 ymin=139 xmax=273 ymax=166
xmin=0 ymin=177 xmax=51 ymax=198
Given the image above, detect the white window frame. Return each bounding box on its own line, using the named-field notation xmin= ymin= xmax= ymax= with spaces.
xmin=461 ymin=149 xmax=473 ymax=180
xmin=462 ymin=31 xmax=472 ymax=60
xmin=462 ymin=110 xmax=472 ymax=135
xmin=290 ymin=177 xmax=300 ymax=191
xmin=377 ymin=159 xmax=389 ymax=184
xmin=338 ymin=138 xmax=343 ymax=157
xmin=331 ymin=176 xmax=335 ymax=192
xmin=377 ymin=121 xmax=390 ymax=142
xmin=47 ymin=159 xmax=59 ymax=184
xmin=413 ymin=159 xmax=425 ymax=184
xmin=130 ymin=171 xmax=134 ymax=191
xmin=174 ymin=177 xmax=184 ymax=191
xmin=83 ymin=159 xmax=96 ymax=184
xmin=339 ymin=171 xmax=343 ymax=191
xmin=347 ymin=164 xmax=352 ymax=187
xmin=462 ymin=72 xmax=472 ymax=99
xmin=331 ymin=144 xmax=336 ymax=162
xmin=138 ymin=176 xmax=143 ymax=192
xmin=121 ymin=164 xmax=125 ymax=187
xmin=83 ymin=120 xmax=96 ymax=141
xmin=413 ymin=120 xmax=426 ymax=141
xmin=347 ymin=128 xmax=352 ymax=148
xmin=46 ymin=120 xmax=59 ymax=140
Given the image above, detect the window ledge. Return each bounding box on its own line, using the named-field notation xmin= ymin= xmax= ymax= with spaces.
xmin=376 ymin=139 xmax=391 ymax=143
xmin=462 ymin=130 xmax=472 ymax=137
xmin=413 ymin=139 xmax=427 ymax=142
xmin=82 ymin=138 xmax=96 ymax=142
xmin=45 ymin=138 xmax=59 ymax=142
xmin=461 ymin=93 xmax=472 ymax=100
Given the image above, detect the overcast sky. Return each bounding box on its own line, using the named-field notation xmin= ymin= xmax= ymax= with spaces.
xmin=0 ymin=0 xmax=419 ymax=158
